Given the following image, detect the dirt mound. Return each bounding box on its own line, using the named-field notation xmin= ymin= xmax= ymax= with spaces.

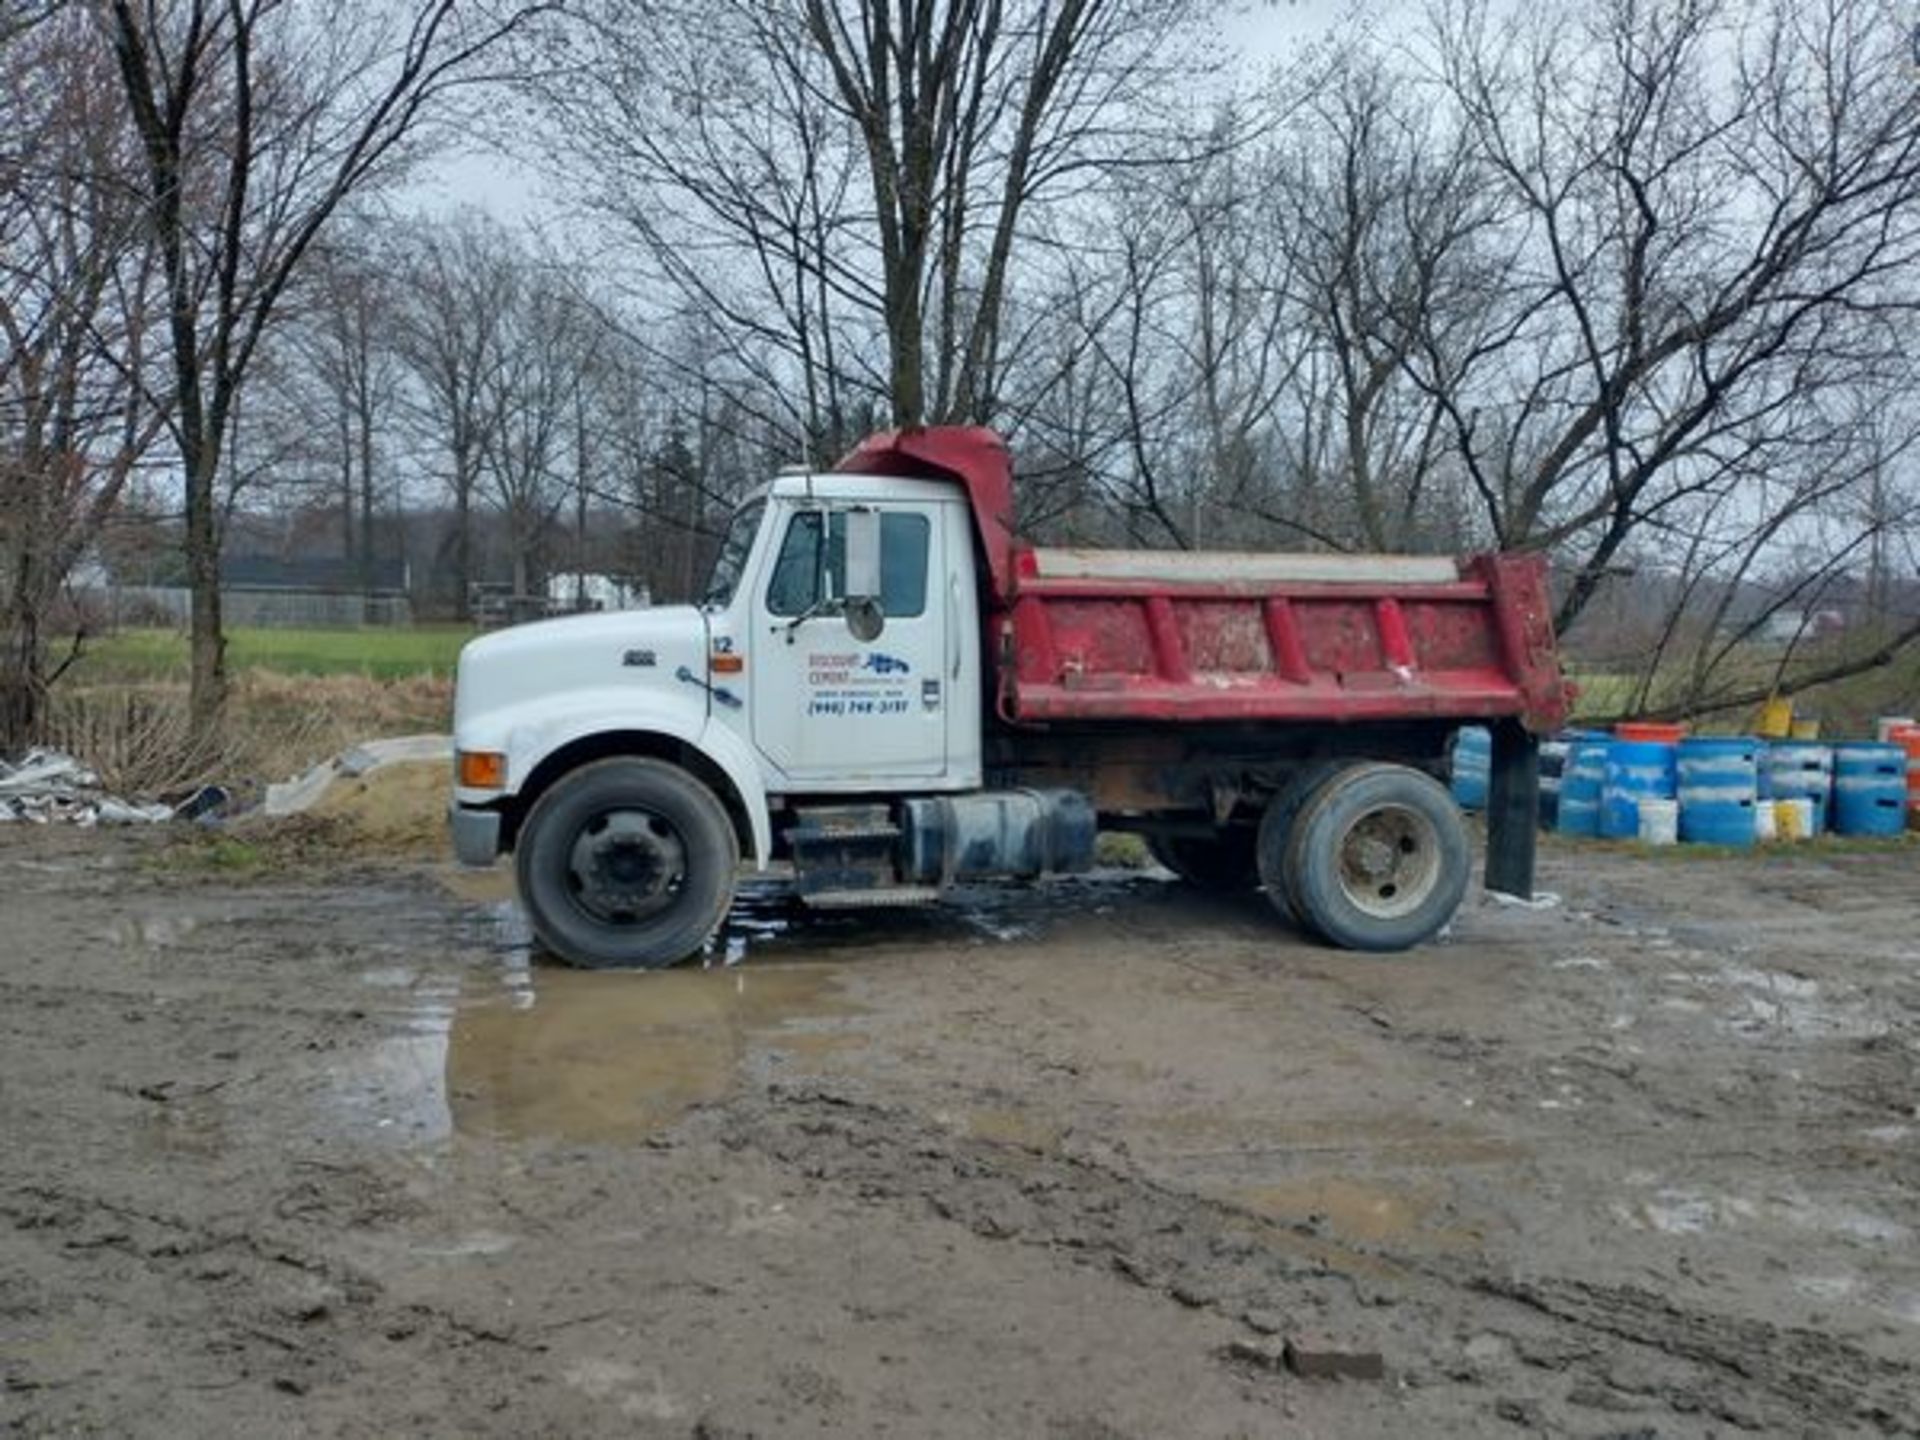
xmin=208 ymin=758 xmax=451 ymax=869
xmin=298 ymin=758 xmax=451 ymax=857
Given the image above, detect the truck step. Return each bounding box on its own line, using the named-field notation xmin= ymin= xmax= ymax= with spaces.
xmin=785 ymin=803 xmax=902 ymax=847
xmin=784 ymin=824 xmax=902 ymax=844
xmin=801 ymin=886 xmax=943 ymax=910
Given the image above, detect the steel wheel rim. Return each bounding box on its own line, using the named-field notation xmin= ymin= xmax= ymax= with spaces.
xmin=566 ymin=808 xmax=688 ymax=923
xmin=1336 ymin=803 xmax=1441 ymax=920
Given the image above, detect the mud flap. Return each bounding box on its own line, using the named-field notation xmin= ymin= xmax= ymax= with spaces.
xmin=1484 ymin=720 xmax=1539 ymax=899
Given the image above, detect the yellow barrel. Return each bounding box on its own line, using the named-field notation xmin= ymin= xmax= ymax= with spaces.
xmin=1790 ymin=718 xmax=1821 ymax=740
xmin=1774 ymin=797 xmax=1813 ymax=841
xmin=1755 ymin=695 xmax=1793 ymax=738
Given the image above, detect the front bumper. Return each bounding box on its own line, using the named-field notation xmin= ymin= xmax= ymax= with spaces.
xmin=449 ymin=803 xmax=503 ymax=867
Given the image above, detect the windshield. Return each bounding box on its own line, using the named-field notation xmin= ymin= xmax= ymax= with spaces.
xmin=701 ymin=500 xmax=765 ymax=608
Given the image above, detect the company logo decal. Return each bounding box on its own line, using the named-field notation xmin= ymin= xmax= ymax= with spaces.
xmin=806 ymin=651 xmax=913 ymax=717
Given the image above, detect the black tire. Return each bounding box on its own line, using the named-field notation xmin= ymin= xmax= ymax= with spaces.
xmin=1146 ymin=830 xmax=1260 ymax=892
xmin=1254 ymin=760 xmax=1349 ymax=923
xmin=514 ymin=757 xmax=738 ymax=969
xmin=1264 ymin=762 xmax=1469 ymax=952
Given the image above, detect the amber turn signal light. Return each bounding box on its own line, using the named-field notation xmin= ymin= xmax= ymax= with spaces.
xmin=710 ymin=653 xmax=744 ymax=674
xmin=457 ymin=750 xmax=506 ymax=789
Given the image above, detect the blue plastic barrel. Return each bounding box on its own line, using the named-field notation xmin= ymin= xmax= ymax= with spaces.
xmin=1537 ymin=738 xmax=1567 ymax=829
xmin=1601 ymin=740 xmax=1678 ymax=839
xmin=1449 ymin=726 xmax=1492 ymax=811
xmin=1557 ymin=740 xmax=1609 ymax=837
xmin=1677 ymin=737 xmax=1759 ymax=846
xmin=1541 ymin=729 xmax=1610 ymax=831
xmin=1765 ymin=744 xmax=1833 ymax=833
xmin=1832 ymin=743 xmax=1906 ymax=837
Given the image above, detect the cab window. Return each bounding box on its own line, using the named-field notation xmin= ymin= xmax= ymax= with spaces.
xmin=701 ymin=500 xmax=764 ymax=608
xmin=766 ymin=511 xmax=930 ymax=618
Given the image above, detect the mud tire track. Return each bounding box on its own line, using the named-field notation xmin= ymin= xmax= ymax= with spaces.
xmin=708 ymin=1085 xmax=1916 ymax=1437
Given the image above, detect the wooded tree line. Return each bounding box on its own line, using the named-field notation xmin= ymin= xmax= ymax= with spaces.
xmin=4 ymin=0 xmax=1918 ymax=750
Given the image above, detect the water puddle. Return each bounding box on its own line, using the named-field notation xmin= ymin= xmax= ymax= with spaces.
xmin=411 ymin=1230 xmax=519 ymax=1258
xmin=324 ymin=951 xmax=867 ymax=1146
xmin=1793 ymin=1272 xmax=1859 ymax=1302
xmin=1642 ymin=962 xmax=1894 ymax=1042
xmin=319 ymin=876 xmax=878 ymax=1147
xmin=1791 ymin=1274 xmax=1920 ymax=1328
xmin=134 ymin=1092 xmax=228 ymax=1158
xmin=958 ymin=1106 xmax=1069 ymax=1152
xmin=439 ymin=868 xmax=516 ymax=906
xmin=1234 ymin=1176 xmax=1439 ymax=1245
xmin=438 ymin=865 xmax=1166 ymax=968
xmin=1616 ymin=1183 xmax=1911 ymax=1244
xmin=1146 ymin=1112 xmax=1525 ymax=1169
xmin=340 ymin=858 xmax=1166 ymax=1148
xmin=446 ymin=962 xmax=864 ymax=1144
xmin=103 ymin=915 xmax=201 ymax=949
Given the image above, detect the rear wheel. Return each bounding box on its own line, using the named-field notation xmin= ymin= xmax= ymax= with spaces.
xmin=1146 ymin=830 xmax=1259 ymax=892
xmin=1254 ymin=760 xmax=1347 ymax=921
xmin=514 ymin=758 xmax=738 ymax=969
xmin=1260 ymin=762 xmax=1468 ymax=952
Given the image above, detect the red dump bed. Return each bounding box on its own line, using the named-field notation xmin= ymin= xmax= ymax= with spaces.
xmin=838 ymin=428 xmax=1571 ymax=734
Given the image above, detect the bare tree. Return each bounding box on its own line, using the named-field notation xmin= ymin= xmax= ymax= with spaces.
xmin=1 ymin=9 xmax=168 ymax=748
xmin=1019 ymin=49 xmax=1501 ymax=558
xmin=292 ymin=232 xmax=404 ymax=591
xmin=391 ymin=212 xmax=516 ymax=620
xmin=96 ymin=0 xmax=550 ymax=726
xmin=1 ymin=2 xmax=62 ymax=47
xmin=473 ymin=267 xmax=602 ymax=601
xmin=1600 ymin=389 xmax=1920 ymax=720
xmin=1420 ymin=0 xmax=1920 ymax=635
xmin=1261 ymin=46 xmax=1494 ymax=552
xmin=799 ymin=0 xmax=1223 ymax=425
xmin=530 ymin=0 xmax=880 ymax=463
xmin=587 ymin=316 xmax=806 ymax=601
xmin=536 ymin=0 xmax=1228 ymax=439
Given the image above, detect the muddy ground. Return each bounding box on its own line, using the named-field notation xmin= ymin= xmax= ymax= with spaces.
xmin=2 ymin=818 xmax=1917 ymax=1438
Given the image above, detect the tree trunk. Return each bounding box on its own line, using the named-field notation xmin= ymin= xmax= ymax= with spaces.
xmin=359 ymin=428 xmax=375 ymax=600
xmin=454 ymin=470 xmax=472 ymax=622
xmin=1 ymin=465 xmax=44 ymax=752
xmin=0 ymin=593 xmax=45 ymax=755
xmin=185 ymin=452 xmax=226 ymax=730
xmin=887 ymin=268 xmax=926 ymax=428
xmin=572 ymin=388 xmax=588 ymax=609
xmin=341 ymin=454 xmax=355 ymax=564
xmin=511 ymin=521 xmax=529 ymax=602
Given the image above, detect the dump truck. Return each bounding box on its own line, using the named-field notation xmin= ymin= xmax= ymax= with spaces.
xmin=450 ymin=427 xmax=1570 ymax=968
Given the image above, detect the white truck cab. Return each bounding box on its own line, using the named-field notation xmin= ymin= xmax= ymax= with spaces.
xmin=710 ymin=473 xmax=984 ymax=794
xmin=450 ymin=469 xmax=1005 ymax=967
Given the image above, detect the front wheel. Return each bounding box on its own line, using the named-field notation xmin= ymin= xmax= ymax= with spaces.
xmin=514 ymin=757 xmax=738 ymax=969
xmin=1259 ymin=762 xmax=1468 ymax=952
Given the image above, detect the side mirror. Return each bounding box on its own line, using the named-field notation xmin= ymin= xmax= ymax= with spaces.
xmin=846 ymin=596 xmax=885 ymax=642
xmin=843 ymin=507 xmax=885 ymax=639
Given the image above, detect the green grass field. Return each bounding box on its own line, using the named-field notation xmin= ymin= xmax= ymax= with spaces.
xmin=1565 ymin=650 xmax=1920 ymax=734
xmin=72 ymin=626 xmax=477 ymax=682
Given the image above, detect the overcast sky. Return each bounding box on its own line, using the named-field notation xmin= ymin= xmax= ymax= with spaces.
xmin=407 ymin=1 xmax=1379 ymax=221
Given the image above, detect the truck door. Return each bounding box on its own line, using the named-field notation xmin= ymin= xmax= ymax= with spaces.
xmin=750 ymin=500 xmax=951 ymax=785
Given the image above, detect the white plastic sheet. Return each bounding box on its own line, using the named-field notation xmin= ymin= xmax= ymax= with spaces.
xmin=0 ymin=748 xmax=174 ymax=825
